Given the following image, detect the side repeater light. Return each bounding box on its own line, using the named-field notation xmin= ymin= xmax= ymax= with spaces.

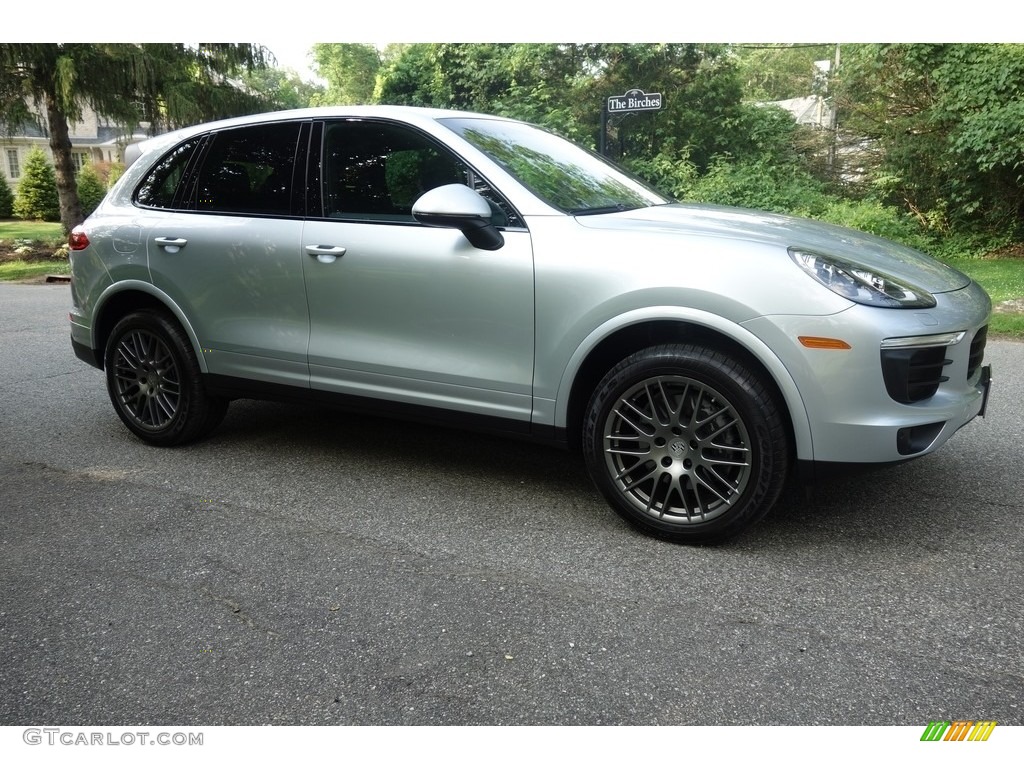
xmin=798 ymin=336 xmax=852 ymax=350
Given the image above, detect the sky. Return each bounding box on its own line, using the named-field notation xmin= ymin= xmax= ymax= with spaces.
xmin=11 ymin=0 xmax=1009 ymax=46
xmin=234 ymin=3 xmax=1013 ymax=46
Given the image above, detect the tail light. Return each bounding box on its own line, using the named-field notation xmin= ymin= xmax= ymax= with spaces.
xmin=69 ymin=226 xmax=90 ymax=251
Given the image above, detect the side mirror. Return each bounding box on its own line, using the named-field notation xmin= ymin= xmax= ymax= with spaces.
xmin=412 ymin=184 xmax=504 ymax=251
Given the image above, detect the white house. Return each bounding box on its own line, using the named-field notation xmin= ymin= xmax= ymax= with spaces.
xmin=1 ymin=103 xmax=142 ymax=186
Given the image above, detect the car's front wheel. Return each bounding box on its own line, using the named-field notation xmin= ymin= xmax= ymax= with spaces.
xmin=104 ymin=310 xmax=228 ymax=446
xmin=583 ymin=344 xmax=789 ymax=544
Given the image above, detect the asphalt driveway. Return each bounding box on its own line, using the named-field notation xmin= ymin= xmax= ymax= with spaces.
xmin=1 ymin=283 xmax=1021 ymax=726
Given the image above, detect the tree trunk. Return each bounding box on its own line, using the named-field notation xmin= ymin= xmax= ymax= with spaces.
xmin=45 ymin=93 xmax=83 ymax=234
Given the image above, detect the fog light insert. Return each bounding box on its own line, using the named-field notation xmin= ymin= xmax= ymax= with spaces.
xmin=880 ymin=346 xmax=950 ymax=403
xmin=896 ymin=421 xmax=946 ymax=456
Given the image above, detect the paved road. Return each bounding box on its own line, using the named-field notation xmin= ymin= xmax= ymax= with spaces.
xmin=1 ymin=283 xmax=1022 ymax=725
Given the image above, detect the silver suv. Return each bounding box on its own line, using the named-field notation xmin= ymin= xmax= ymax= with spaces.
xmin=69 ymin=106 xmax=993 ymax=543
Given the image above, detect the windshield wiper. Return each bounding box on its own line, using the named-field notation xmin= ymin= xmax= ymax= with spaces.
xmin=568 ymin=203 xmax=638 ymax=216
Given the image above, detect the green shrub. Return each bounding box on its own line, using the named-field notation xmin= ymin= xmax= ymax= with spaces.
xmin=0 ymin=174 xmax=14 ymax=218
xmin=14 ymin=149 xmax=60 ymax=222
xmin=76 ymin=164 xmax=107 ymax=217
xmin=686 ymin=156 xmax=834 ymax=217
xmin=923 ymin=229 xmax=1014 ymax=261
xmin=627 ymin=151 xmax=699 ymax=201
xmin=817 ymin=198 xmax=931 ymax=251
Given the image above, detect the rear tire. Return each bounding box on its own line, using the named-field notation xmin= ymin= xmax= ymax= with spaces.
xmin=583 ymin=343 xmax=788 ymax=544
xmin=104 ymin=310 xmax=228 ymax=446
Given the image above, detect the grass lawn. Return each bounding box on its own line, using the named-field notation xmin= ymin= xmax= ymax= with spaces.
xmin=0 ymin=259 xmax=70 ymax=281
xmin=0 ymin=219 xmax=69 ymax=282
xmin=944 ymin=257 xmax=1024 ymax=338
xmin=0 ymin=219 xmax=64 ymax=244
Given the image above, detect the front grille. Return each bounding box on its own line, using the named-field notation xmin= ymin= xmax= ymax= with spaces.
xmin=881 ymin=346 xmax=950 ymax=404
xmin=968 ymin=325 xmax=988 ymax=379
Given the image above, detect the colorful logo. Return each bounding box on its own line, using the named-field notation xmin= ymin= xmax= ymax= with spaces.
xmin=920 ymin=721 xmax=997 ymax=742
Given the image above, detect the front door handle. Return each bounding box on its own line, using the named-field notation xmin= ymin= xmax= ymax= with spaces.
xmin=305 ymin=245 xmax=347 ymax=264
xmin=154 ymin=237 xmax=188 ymax=253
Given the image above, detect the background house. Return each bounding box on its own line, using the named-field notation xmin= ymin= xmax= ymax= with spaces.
xmin=1 ymin=103 xmax=142 ymax=186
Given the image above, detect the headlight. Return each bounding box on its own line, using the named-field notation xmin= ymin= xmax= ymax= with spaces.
xmin=789 ymin=248 xmax=936 ymax=309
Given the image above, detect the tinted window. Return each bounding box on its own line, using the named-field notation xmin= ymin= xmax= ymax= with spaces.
xmin=195 ymin=123 xmax=301 ymax=216
xmin=322 ymin=121 xmax=471 ymax=221
xmin=135 ymin=138 xmax=203 ymax=209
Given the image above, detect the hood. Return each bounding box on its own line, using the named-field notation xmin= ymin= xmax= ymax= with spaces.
xmin=575 ymin=203 xmax=972 ymax=294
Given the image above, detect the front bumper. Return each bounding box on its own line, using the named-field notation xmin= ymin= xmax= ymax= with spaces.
xmin=744 ymin=281 xmax=992 ymax=465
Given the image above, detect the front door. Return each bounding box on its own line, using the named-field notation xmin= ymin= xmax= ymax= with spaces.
xmin=301 ymin=119 xmax=534 ymax=424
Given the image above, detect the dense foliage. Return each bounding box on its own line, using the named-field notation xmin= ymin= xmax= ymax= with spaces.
xmin=310 ymin=44 xmax=379 ymax=105
xmin=372 ymin=43 xmax=761 ymax=171
xmin=834 ymin=44 xmax=1024 ymax=238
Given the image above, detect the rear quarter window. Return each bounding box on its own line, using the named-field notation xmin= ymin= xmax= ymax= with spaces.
xmin=135 ymin=138 xmax=203 ymax=209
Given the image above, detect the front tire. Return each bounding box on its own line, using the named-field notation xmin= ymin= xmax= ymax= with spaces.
xmin=583 ymin=344 xmax=788 ymax=544
xmin=104 ymin=310 xmax=228 ymax=446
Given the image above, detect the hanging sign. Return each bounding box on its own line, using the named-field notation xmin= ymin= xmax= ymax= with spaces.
xmin=606 ymin=89 xmax=663 ymax=113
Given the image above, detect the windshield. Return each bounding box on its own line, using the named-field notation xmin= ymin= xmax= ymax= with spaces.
xmin=439 ymin=117 xmax=669 ymax=214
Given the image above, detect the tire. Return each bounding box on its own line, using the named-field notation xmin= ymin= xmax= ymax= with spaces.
xmin=583 ymin=343 xmax=789 ymax=544
xmin=104 ymin=310 xmax=228 ymax=446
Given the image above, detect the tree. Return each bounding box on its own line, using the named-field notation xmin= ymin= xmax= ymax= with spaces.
xmin=373 ymin=43 xmax=751 ymax=170
xmin=834 ymin=43 xmax=1024 ymax=234
xmin=76 ymin=163 xmax=106 ymax=218
xmin=0 ymin=173 xmax=13 ymax=218
xmin=0 ymin=43 xmax=272 ymax=233
xmin=310 ymin=44 xmax=381 ymax=105
xmin=374 ymin=44 xmax=444 ymax=108
xmin=733 ymin=43 xmax=836 ymax=101
xmin=242 ymin=66 xmax=323 ymax=109
xmin=13 ymin=148 xmax=59 ymax=221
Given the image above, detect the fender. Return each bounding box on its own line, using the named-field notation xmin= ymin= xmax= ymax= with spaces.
xmin=550 ymin=305 xmax=815 ymax=461
xmin=91 ymin=279 xmax=211 ymax=373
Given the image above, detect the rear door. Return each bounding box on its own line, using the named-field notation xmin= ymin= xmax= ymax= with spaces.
xmin=144 ymin=121 xmax=310 ymax=388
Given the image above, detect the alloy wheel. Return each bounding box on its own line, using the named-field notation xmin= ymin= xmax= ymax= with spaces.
xmin=111 ymin=329 xmax=182 ymax=432
xmin=602 ymin=374 xmax=752 ymax=524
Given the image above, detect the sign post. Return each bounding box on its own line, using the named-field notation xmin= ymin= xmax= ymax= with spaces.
xmin=601 ymin=88 xmax=664 ymax=157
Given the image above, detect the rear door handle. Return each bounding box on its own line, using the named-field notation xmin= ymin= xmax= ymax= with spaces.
xmin=305 ymin=245 xmax=347 ymax=264
xmin=154 ymin=237 xmax=188 ymax=253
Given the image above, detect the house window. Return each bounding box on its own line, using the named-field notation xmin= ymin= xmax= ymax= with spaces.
xmin=6 ymin=149 xmax=19 ymax=179
xmin=72 ymin=152 xmax=89 ymax=172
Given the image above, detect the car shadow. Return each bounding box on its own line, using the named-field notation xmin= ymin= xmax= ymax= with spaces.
xmin=205 ymin=399 xmax=992 ymax=550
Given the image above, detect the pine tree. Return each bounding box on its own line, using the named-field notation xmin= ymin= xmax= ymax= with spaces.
xmin=0 ymin=173 xmax=13 ymax=218
xmin=13 ymin=148 xmax=59 ymax=221
xmin=1 ymin=43 xmax=272 ymax=232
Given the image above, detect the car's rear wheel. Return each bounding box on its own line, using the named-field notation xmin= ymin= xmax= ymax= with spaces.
xmin=583 ymin=344 xmax=788 ymax=544
xmin=104 ymin=310 xmax=227 ymax=446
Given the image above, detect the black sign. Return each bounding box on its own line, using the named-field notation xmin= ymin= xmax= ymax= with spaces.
xmin=607 ymin=89 xmax=663 ymax=113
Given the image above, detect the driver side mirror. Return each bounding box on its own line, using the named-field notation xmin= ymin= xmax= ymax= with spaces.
xmin=412 ymin=184 xmax=505 ymax=251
